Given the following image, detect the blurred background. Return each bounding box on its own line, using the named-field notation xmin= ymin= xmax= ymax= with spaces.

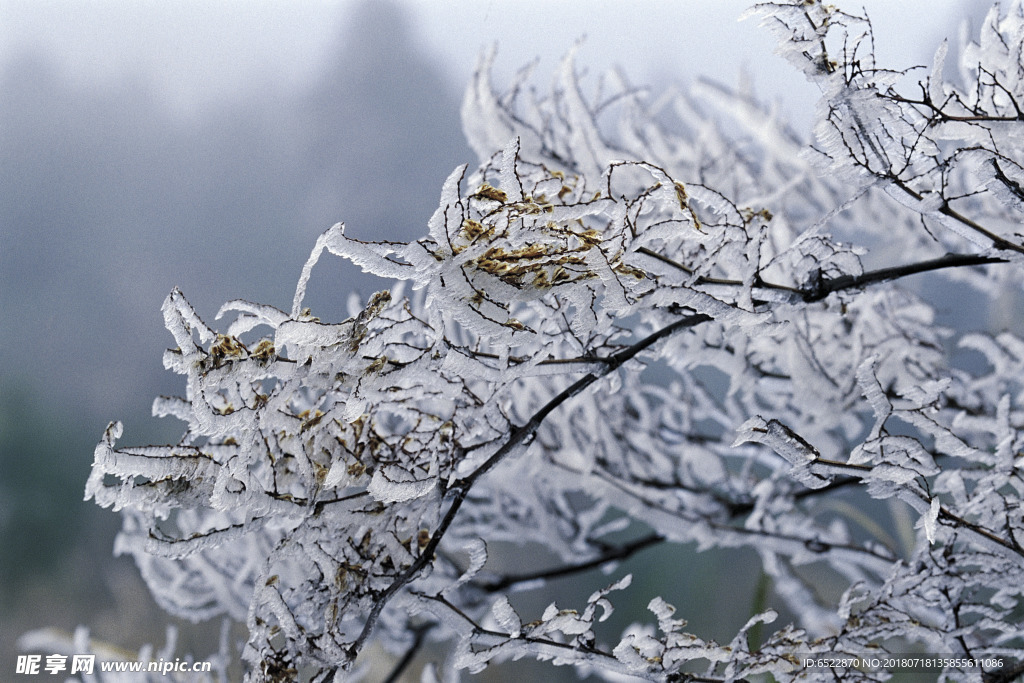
xmin=0 ymin=0 xmax=989 ymax=678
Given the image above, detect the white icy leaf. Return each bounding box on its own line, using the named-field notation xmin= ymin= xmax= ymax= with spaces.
xmin=462 ymin=46 xmax=516 ymax=161
xmin=367 ymin=466 xmax=437 ymax=503
xmin=499 ymin=136 xmax=524 ymax=203
xmin=491 ymin=596 xmax=522 ymax=637
xmin=322 ymin=459 xmax=348 ymax=489
xmin=648 ymin=596 xmax=686 ymax=634
xmin=856 ymin=356 xmax=891 ymax=439
xmin=929 ymin=39 xmax=949 ymax=106
xmin=611 ymin=635 xmax=650 ymax=672
xmin=733 ymin=416 xmax=816 ymax=464
xmin=900 ymin=378 xmax=950 ymax=407
xmin=428 ymin=165 xmax=469 ymax=248
xmin=444 ymin=539 xmax=489 ymax=598
xmin=917 ymin=497 xmax=942 ymax=544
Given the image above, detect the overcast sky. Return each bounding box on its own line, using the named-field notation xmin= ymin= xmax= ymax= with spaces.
xmin=0 ymin=1 xmax=981 ymax=128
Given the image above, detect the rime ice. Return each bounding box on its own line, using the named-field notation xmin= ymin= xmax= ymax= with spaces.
xmin=84 ymin=2 xmax=1024 ymax=681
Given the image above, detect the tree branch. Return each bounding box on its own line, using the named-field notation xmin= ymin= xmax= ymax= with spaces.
xmin=382 ymin=623 xmax=434 ymax=683
xmin=638 ymin=245 xmax=1010 ymax=304
xmin=804 ymin=252 xmax=1009 ymax=301
xmin=477 ymin=532 xmax=665 ymax=592
xmin=346 ymin=312 xmax=714 ymax=662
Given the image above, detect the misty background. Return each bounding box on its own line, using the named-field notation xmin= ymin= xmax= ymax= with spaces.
xmin=0 ymin=0 xmax=987 ymax=677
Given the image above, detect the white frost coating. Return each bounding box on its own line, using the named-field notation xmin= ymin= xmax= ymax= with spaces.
xmin=367 ymin=466 xmax=437 ymax=503
xmin=275 ymin=319 xmax=355 ymax=359
xmin=322 ymin=458 xmax=348 ymax=490
xmin=491 ymin=596 xmax=522 ymax=637
xmin=217 ymin=299 xmax=289 ymax=332
xmin=734 ymin=416 xmax=816 ymax=465
xmin=856 ymin=356 xmax=891 ymax=440
xmin=84 ymin=3 xmax=1024 ymax=680
xmin=612 ymin=635 xmax=651 ymax=672
xmin=427 ymin=165 xmax=469 ymax=253
xmin=648 ymin=596 xmax=685 ymax=633
xmin=292 ymin=229 xmax=333 ymax=318
xmin=499 ymin=137 xmax=523 ymax=203
xmin=462 ymin=46 xmax=517 ymax=162
xmin=918 ymin=497 xmax=942 ymax=544
xmin=162 ymin=288 xmax=215 ymax=347
xmin=442 ymin=539 xmax=488 ymax=599
xmin=556 ymin=43 xmax=618 ymax=180
xmin=929 ymin=40 xmax=949 ymax=109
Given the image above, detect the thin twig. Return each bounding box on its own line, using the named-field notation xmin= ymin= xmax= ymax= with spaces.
xmin=382 ymin=623 xmax=434 ymax=683
xmin=478 ymin=532 xmax=665 ymax=592
xmin=638 ymin=246 xmax=1010 ymax=303
xmin=805 ymin=252 xmax=1008 ymax=301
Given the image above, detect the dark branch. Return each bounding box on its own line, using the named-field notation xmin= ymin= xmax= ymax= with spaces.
xmin=478 ymin=532 xmax=665 ymax=592
xmin=805 ymin=252 xmax=1009 ymax=302
xmin=638 ymin=245 xmax=1010 ymax=304
xmin=382 ymin=623 xmax=434 ymax=683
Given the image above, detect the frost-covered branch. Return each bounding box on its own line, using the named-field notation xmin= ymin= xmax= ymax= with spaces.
xmin=63 ymin=1 xmax=1024 ymax=681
